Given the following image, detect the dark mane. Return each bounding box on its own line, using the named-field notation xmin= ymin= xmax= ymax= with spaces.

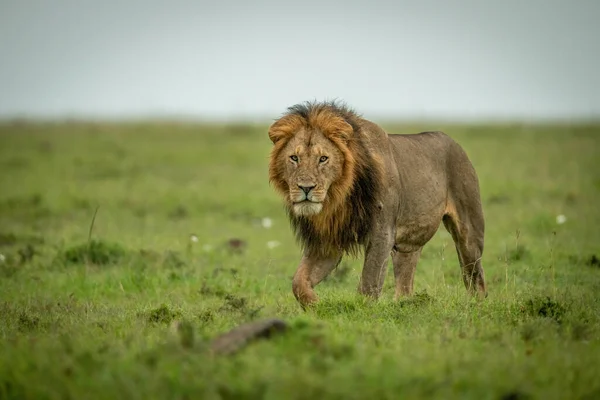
xmin=282 ymin=101 xmax=381 ymax=257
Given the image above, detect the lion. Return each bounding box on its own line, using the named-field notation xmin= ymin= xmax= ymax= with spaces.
xmin=268 ymin=101 xmax=487 ymax=307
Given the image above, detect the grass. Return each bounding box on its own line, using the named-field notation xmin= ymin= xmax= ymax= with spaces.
xmin=0 ymin=120 xmax=599 ymax=400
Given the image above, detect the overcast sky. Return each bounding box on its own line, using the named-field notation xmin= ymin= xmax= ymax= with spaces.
xmin=0 ymin=0 xmax=599 ymax=121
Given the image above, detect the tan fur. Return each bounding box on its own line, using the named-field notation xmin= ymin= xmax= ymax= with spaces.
xmin=268 ymin=101 xmax=487 ymax=308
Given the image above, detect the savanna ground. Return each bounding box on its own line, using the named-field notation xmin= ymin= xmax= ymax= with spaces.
xmin=0 ymin=120 xmax=599 ymax=400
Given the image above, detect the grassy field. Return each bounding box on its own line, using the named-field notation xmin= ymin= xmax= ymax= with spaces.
xmin=0 ymin=120 xmax=599 ymax=400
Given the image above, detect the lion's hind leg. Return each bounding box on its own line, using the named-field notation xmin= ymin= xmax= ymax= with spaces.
xmin=442 ymin=200 xmax=487 ymax=298
xmin=392 ymin=247 xmax=422 ymax=300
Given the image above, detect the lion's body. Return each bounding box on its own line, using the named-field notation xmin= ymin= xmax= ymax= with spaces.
xmin=268 ymin=101 xmax=487 ymax=307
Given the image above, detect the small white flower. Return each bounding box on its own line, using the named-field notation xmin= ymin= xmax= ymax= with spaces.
xmin=261 ymin=217 xmax=273 ymax=229
xmin=190 ymin=234 xmax=199 ymax=243
xmin=0 ymin=253 xmax=5 ymax=263
xmin=202 ymin=244 xmax=213 ymax=252
xmin=267 ymin=240 xmax=280 ymax=249
xmin=556 ymin=214 xmax=567 ymax=224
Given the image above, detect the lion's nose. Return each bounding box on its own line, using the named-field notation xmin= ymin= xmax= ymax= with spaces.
xmin=298 ymin=185 xmax=316 ymax=195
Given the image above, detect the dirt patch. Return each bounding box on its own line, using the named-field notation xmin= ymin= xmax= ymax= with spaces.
xmin=145 ymin=304 xmax=183 ymax=324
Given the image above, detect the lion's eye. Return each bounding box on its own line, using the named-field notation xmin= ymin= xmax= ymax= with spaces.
xmin=290 ymin=155 xmax=299 ymax=162
xmin=319 ymin=156 xmax=329 ymax=163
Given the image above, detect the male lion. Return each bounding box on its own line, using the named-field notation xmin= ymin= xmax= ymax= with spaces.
xmin=268 ymin=101 xmax=487 ymax=307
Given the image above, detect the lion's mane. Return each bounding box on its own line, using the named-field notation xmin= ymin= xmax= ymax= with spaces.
xmin=268 ymin=101 xmax=384 ymax=256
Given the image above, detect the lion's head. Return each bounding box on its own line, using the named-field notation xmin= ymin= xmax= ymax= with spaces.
xmin=271 ymin=121 xmax=348 ymax=217
xmin=268 ymin=101 xmax=383 ymax=255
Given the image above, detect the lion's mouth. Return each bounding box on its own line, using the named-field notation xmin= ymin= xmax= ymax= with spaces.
xmin=292 ymin=200 xmax=323 ymax=216
xmin=293 ymin=199 xmax=321 ymax=205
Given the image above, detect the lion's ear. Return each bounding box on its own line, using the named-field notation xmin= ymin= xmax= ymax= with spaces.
xmin=268 ymin=127 xmax=282 ymax=144
xmin=325 ymin=120 xmax=353 ymax=143
xmin=268 ymin=115 xmax=303 ymax=144
xmin=268 ymin=126 xmax=287 ymax=144
xmin=310 ymin=109 xmax=354 ymax=143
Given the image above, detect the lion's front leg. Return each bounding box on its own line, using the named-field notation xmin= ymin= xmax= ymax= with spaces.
xmin=358 ymin=226 xmax=395 ymax=299
xmin=292 ymin=251 xmax=342 ymax=308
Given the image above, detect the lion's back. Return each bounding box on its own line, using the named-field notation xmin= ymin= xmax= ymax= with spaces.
xmin=387 ymin=130 xmax=474 ymax=174
xmin=386 ymin=131 xmax=449 ymax=180
xmin=387 ymin=130 xmax=480 ymax=205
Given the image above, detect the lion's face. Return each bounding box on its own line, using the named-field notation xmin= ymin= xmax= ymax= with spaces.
xmin=280 ymin=129 xmax=345 ymax=217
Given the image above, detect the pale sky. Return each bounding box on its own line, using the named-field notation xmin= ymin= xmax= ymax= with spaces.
xmin=0 ymin=0 xmax=599 ymax=121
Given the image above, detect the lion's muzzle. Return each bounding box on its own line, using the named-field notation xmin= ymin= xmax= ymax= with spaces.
xmin=298 ymin=185 xmax=315 ymax=195
xmin=291 ymin=183 xmax=318 ymax=203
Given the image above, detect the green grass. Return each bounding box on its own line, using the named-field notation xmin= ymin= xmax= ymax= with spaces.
xmin=0 ymin=120 xmax=599 ymax=400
